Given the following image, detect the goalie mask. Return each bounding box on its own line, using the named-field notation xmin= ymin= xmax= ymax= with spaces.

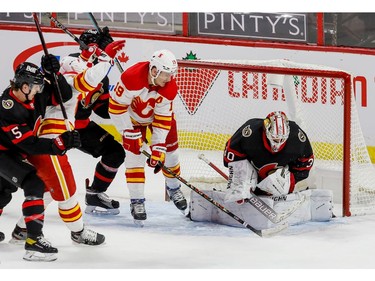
xmin=149 ymin=49 xmax=178 ymax=85
xmin=13 ymin=62 xmax=45 ymax=93
xmin=263 ymin=111 xmax=290 ymax=152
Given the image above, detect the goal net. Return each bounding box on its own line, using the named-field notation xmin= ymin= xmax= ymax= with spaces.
xmin=173 ymin=59 xmax=375 ymax=217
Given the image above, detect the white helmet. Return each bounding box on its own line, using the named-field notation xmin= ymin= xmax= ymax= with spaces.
xmin=149 ymin=49 xmax=178 ymax=82
xmin=263 ymin=111 xmax=290 ymax=152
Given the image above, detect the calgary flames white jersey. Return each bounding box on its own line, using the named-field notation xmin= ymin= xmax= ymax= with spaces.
xmin=37 ymin=54 xmax=114 ymax=139
xmin=109 ymin=61 xmax=178 ymax=145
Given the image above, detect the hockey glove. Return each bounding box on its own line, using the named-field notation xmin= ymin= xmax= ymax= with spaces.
xmin=98 ymin=26 xmax=114 ymax=50
xmin=257 ymin=167 xmax=295 ymax=196
xmin=104 ymin=40 xmax=126 ymax=59
xmin=52 ymin=130 xmax=81 ymax=155
xmin=81 ymin=83 xmax=104 ymax=109
xmin=146 ymin=144 xmax=166 ymax=174
xmin=122 ymin=129 xmax=143 ymax=155
xmin=80 ymin=43 xmax=101 ymax=62
xmin=41 ymin=54 xmax=60 ymax=74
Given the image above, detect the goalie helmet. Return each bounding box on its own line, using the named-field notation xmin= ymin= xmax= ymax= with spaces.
xmin=263 ymin=111 xmax=290 ymax=152
xmin=13 ymin=62 xmax=45 ymax=92
xmin=149 ymin=49 xmax=178 ymax=79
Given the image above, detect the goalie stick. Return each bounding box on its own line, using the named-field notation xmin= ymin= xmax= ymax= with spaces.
xmin=141 ymin=150 xmax=287 ymax=237
xmin=87 ymin=12 xmax=124 ymax=73
xmin=198 ymin=154 xmax=306 ymax=224
xmin=32 ymin=13 xmax=71 ymax=131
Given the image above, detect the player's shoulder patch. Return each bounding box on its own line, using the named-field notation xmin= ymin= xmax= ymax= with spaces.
xmin=2 ymin=99 xmax=14 ymax=109
xmin=298 ymin=129 xmax=307 ymax=142
xmin=242 ymin=125 xmax=252 ymax=137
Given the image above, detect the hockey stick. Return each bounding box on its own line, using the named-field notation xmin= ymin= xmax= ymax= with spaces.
xmin=87 ymin=12 xmax=124 ymax=73
xmin=141 ymin=150 xmax=287 ymax=237
xmin=46 ymin=13 xmax=88 ymax=50
xmin=198 ymin=154 xmax=305 ymax=224
xmin=32 ymin=13 xmax=71 ymax=131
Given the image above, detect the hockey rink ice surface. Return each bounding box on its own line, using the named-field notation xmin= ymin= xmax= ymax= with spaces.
xmin=1 ymin=149 xmax=375 ymax=276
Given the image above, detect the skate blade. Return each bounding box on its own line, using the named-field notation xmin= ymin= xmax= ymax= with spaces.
xmin=9 ymin=238 xmax=25 ymax=245
xmin=85 ymin=206 xmax=120 ymax=215
xmin=71 ymin=239 xmax=106 ymax=246
xmin=133 ymin=219 xmax=145 ymax=227
xmin=23 ymin=250 xmax=57 ymax=262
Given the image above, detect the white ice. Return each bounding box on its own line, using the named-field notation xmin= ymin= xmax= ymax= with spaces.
xmin=0 ymin=149 xmax=374 ymax=279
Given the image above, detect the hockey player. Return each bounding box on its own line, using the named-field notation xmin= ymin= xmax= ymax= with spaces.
xmin=9 ymin=55 xmax=105 ymax=248
xmin=189 ymin=111 xmax=330 ymax=229
xmin=0 ymin=59 xmax=81 ymax=261
xmin=223 ymin=111 xmax=314 ymax=202
xmin=59 ymin=28 xmax=126 ymax=215
xmin=109 ymin=49 xmax=187 ymax=225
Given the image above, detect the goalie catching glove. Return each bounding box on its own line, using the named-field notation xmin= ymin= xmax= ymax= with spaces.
xmin=146 ymin=144 xmax=166 ymax=174
xmin=122 ymin=129 xmax=143 ymax=155
xmin=257 ymin=166 xmax=295 ymax=196
xmin=52 ymin=130 xmax=81 ymax=155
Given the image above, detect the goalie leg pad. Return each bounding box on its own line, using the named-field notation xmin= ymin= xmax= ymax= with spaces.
xmin=189 ymin=189 xmax=275 ymax=229
xmin=310 ymin=189 xmax=333 ymax=221
xmin=273 ymin=190 xmax=312 ymax=225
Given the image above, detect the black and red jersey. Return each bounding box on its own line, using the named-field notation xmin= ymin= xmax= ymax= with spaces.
xmin=0 ymin=73 xmax=72 ymax=156
xmin=223 ymin=118 xmax=314 ymax=184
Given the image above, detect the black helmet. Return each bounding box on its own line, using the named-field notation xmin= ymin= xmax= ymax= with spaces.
xmin=13 ymin=62 xmax=44 ymax=90
xmin=79 ymin=29 xmax=100 ymax=47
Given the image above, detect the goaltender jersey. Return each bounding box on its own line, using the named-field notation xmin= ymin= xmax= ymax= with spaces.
xmin=223 ymin=117 xmax=314 ymax=194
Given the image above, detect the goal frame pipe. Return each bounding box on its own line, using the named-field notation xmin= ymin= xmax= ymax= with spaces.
xmin=177 ymin=60 xmax=353 ymax=216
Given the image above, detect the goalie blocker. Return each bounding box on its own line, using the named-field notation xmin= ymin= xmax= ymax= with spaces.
xmin=189 ymin=188 xmax=333 ymax=229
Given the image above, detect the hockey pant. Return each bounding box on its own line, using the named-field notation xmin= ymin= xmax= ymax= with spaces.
xmin=25 ymin=154 xmax=84 ymax=232
xmin=0 ymin=152 xmax=45 ymax=237
xmin=77 ymin=121 xmax=125 ymax=192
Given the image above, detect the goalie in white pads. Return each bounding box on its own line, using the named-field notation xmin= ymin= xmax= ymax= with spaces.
xmin=189 ymin=111 xmax=333 ymax=228
xmin=224 ymin=111 xmax=314 ymax=200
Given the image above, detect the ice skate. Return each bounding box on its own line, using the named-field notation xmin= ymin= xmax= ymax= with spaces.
xmin=71 ymin=227 xmax=105 ymax=246
xmin=85 ymin=179 xmax=120 ymax=215
xmin=130 ymin=199 xmax=146 ymax=227
xmin=23 ymin=236 xmax=58 ymax=262
xmin=9 ymin=224 xmax=27 ymax=244
xmin=167 ymin=185 xmax=187 ymax=212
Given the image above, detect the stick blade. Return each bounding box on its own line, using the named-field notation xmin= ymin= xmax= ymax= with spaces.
xmin=259 ymin=221 xmax=289 ymax=237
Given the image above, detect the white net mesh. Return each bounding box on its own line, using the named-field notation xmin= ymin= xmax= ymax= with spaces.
xmin=173 ymin=59 xmax=375 ymax=216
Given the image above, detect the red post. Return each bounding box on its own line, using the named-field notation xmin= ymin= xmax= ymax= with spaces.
xmin=182 ymin=13 xmax=189 ymax=37
xmin=316 ymin=13 xmax=325 ymax=46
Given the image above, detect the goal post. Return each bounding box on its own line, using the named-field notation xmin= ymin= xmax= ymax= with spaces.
xmin=173 ymin=58 xmax=373 ymax=217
